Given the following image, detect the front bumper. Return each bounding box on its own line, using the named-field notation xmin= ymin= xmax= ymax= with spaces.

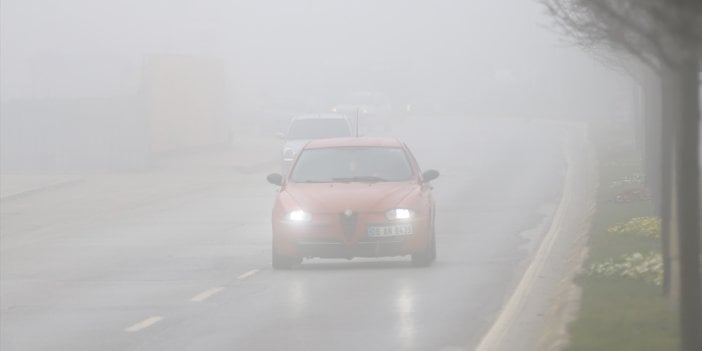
xmin=296 ymin=237 xmax=409 ymax=258
xmin=272 ymin=212 xmax=431 ymax=258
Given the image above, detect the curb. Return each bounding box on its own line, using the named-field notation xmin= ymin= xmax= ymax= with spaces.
xmin=474 ymin=122 xmax=595 ymax=351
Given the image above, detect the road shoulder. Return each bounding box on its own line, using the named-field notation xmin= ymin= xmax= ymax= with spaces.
xmin=475 ymin=122 xmax=597 ymax=351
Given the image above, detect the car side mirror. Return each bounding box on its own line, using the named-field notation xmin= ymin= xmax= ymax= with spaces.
xmin=275 ymin=132 xmax=286 ymax=140
xmin=267 ymin=173 xmax=283 ymax=186
xmin=421 ymin=169 xmax=439 ymax=183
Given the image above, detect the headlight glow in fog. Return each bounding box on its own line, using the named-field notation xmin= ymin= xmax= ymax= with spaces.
xmin=286 ymin=210 xmax=311 ymax=222
xmin=386 ymin=209 xmax=414 ymax=220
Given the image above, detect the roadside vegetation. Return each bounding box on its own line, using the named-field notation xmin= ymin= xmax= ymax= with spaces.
xmin=566 ymin=123 xmax=679 ymax=351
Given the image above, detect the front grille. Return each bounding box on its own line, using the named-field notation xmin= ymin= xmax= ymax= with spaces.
xmin=297 ymin=238 xmax=341 ymax=244
xmin=339 ymin=211 xmax=357 ymax=241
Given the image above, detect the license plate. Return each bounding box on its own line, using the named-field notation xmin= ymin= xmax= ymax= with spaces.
xmin=367 ymin=224 xmax=413 ymax=237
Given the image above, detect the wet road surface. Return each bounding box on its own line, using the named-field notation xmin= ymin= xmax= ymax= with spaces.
xmin=1 ymin=117 xmax=566 ymax=350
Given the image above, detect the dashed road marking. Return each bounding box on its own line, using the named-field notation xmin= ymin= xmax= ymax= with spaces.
xmin=124 ymin=316 xmax=163 ymax=332
xmin=237 ymin=269 xmax=259 ymax=280
xmin=190 ymin=287 xmax=225 ymax=302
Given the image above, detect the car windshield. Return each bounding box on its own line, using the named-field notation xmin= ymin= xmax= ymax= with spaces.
xmin=287 ymin=119 xmax=351 ymax=139
xmin=289 ymin=147 xmax=414 ymax=183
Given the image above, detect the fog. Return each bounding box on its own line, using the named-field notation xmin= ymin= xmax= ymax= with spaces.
xmin=1 ymin=1 xmax=637 ymax=351
xmin=1 ymin=1 xmax=630 ymax=157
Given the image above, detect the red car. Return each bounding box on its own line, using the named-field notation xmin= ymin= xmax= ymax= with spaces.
xmin=266 ymin=137 xmax=439 ymax=269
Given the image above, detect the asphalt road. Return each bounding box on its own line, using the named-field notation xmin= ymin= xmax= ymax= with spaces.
xmin=1 ymin=117 xmax=567 ymax=351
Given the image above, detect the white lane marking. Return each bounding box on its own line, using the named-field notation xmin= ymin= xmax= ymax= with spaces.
xmin=190 ymin=287 xmax=225 ymax=302
xmin=237 ymin=269 xmax=259 ymax=280
xmin=475 ymin=128 xmax=578 ymax=351
xmin=124 ymin=316 xmax=163 ymax=332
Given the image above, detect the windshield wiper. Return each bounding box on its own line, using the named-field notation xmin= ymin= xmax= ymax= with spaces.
xmin=332 ymin=176 xmax=387 ymax=183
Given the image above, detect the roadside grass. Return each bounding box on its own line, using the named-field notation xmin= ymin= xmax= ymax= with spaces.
xmin=565 ymin=125 xmax=679 ymax=351
xmin=568 ymin=278 xmax=678 ymax=351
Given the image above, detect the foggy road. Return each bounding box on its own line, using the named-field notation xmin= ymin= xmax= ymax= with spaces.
xmin=1 ymin=118 xmax=567 ymax=351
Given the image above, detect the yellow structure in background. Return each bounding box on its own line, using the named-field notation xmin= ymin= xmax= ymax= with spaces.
xmin=143 ymin=54 xmax=230 ymax=154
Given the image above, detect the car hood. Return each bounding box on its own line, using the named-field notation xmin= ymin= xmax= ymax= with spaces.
xmin=283 ymin=181 xmax=419 ymax=213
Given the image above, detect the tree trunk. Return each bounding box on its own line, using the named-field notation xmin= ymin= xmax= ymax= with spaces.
xmin=659 ymin=71 xmax=674 ymax=296
xmin=673 ymin=60 xmax=701 ymax=351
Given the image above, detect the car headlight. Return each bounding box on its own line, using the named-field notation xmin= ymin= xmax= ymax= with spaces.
xmin=286 ymin=210 xmax=311 ymax=222
xmin=283 ymin=148 xmax=295 ymax=161
xmin=386 ymin=209 xmax=414 ymax=220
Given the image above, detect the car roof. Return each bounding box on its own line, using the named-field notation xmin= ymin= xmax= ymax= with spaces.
xmin=303 ymin=137 xmax=404 ymax=149
xmin=292 ymin=113 xmax=349 ymax=121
